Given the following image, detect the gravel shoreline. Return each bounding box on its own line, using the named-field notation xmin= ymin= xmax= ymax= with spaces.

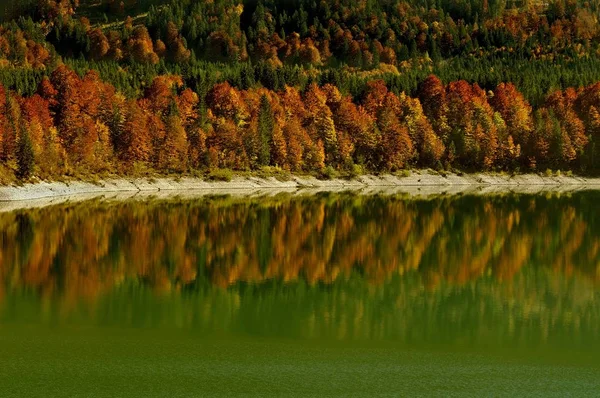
xmin=1 ymin=170 xmax=600 ymax=211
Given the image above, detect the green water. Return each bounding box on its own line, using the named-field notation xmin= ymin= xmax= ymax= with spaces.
xmin=1 ymin=192 xmax=600 ymax=396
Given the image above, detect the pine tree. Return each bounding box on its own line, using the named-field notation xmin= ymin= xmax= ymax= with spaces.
xmin=16 ymin=126 xmax=34 ymax=180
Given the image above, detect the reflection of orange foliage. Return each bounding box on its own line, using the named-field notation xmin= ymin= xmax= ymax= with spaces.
xmin=1 ymin=193 xmax=599 ymax=305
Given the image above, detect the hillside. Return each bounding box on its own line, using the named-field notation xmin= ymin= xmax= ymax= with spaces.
xmin=0 ymin=0 xmax=600 ymax=182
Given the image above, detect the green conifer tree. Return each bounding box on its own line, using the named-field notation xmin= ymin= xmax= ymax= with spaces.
xmin=16 ymin=126 xmax=34 ymax=180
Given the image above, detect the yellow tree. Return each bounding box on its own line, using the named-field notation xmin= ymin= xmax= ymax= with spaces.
xmin=490 ymin=83 xmax=533 ymax=167
xmin=304 ymin=84 xmax=338 ymax=166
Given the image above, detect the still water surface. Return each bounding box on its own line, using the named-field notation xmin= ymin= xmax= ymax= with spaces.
xmin=1 ymin=192 xmax=599 ymax=396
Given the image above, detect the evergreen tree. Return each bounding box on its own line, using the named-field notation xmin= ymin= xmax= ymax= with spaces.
xmin=16 ymin=126 xmax=34 ymax=180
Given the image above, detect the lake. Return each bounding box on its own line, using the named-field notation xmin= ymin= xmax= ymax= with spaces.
xmin=1 ymin=191 xmax=599 ymax=396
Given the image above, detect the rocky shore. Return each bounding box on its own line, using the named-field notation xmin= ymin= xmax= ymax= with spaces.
xmin=1 ymin=170 xmax=600 ymax=212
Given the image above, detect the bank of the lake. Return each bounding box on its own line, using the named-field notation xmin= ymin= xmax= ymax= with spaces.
xmin=2 ymin=170 xmax=600 ymax=206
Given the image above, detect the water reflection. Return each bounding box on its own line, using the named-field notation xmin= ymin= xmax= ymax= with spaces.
xmin=1 ymin=192 xmax=599 ymax=348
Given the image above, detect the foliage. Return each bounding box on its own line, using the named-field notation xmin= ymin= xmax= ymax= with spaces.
xmin=2 ymin=1 xmax=600 ymax=176
xmin=16 ymin=125 xmax=34 ymax=179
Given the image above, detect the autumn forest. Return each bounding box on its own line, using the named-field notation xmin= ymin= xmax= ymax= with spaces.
xmin=2 ymin=0 xmax=600 ymax=181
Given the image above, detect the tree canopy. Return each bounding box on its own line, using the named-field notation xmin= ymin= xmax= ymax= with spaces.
xmin=1 ymin=0 xmax=600 ymax=180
